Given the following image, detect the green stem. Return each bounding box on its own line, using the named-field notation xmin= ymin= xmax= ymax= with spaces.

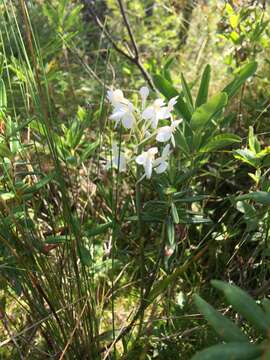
xmin=135 ymin=160 xmax=145 ymax=337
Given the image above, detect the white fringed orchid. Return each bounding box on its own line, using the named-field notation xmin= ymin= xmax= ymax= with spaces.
xmin=167 ymin=96 xmax=179 ymax=112
xmin=109 ymin=102 xmax=135 ymax=129
xmin=106 ymin=85 xmax=179 ymax=179
xmin=136 ymin=147 xmax=158 ymax=179
xmin=156 ymin=119 xmax=182 ymax=147
xmin=154 ymin=144 xmax=171 ymax=174
xmin=106 ymin=143 xmax=126 ymax=172
xmin=142 ymin=96 xmax=179 ymax=129
xmin=142 ymin=99 xmax=169 ymax=129
xmin=139 ymin=86 xmax=149 ymax=109
xmin=107 ymin=89 xmax=128 ymax=109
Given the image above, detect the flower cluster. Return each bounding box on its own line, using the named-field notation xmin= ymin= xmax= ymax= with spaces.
xmin=106 ymin=86 xmax=181 ymax=180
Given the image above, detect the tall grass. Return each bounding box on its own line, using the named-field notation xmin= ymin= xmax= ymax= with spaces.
xmin=0 ymin=1 xmax=107 ymax=358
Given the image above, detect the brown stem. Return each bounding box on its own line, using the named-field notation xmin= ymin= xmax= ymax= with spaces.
xmin=88 ymin=4 xmax=155 ymax=90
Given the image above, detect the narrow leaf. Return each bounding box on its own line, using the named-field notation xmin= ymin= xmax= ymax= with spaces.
xmin=200 ymin=134 xmax=241 ymax=152
xmin=181 ymin=72 xmax=194 ymax=112
xmin=195 ymin=64 xmax=211 ymax=108
xmin=0 ymin=79 xmax=7 ymax=114
xmin=223 ymin=62 xmax=257 ymax=99
xmin=86 ymin=221 xmax=113 ymax=236
xmin=153 ymin=74 xmax=192 ymax=121
xmin=167 ymin=216 xmax=175 ymax=246
xmin=191 ymin=92 xmax=228 ymax=129
xmin=236 ymin=191 xmax=270 ymax=205
xmin=194 ymin=294 xmax=248 ymax=342
xmin=212 ymin=280 xmax=270 ymax=334
xmin=191 ymin=342 xmax=262 ymax=360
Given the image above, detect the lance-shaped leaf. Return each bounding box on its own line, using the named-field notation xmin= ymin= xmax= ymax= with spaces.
xmin=212 ymin=280 xmax=270 ymax=335
xmin=167 ymin=216 xmax=175 ymax=246
xmin=236 ymin=191 xmax=270 ymax=206
xmin=0 ymin=79 xmax=7 ymax=115
xmin=199 ymin=133 xmax=241 ymax=152
xmin=195 ymin=64 xmax=211 ymax=108
xmin=181 ymin=72 xmax=194 ymax=113
xmin=153 ymin=74 xmax=192 ymax=121
xmin=191 ymin=342 xmax=263 ymax=360
xmin=191 ymin=92 xmax=228 ymax=129
xmin=194 ymin=294 xmax=248 ymax=342
xmin=223 ymin=61 xmax=257 ymax=99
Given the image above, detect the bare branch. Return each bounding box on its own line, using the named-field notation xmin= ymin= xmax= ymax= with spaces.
xmin=117 ymin=0 xmax=139 ymax=59
xmin=88 ymin=3 xmax=155 ymax=90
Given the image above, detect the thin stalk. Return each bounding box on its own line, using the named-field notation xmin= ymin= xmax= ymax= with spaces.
xmin=135 ymin=146 xmax=145 ymax=338
xmin=111 ymin=123 xmax=123 ymax=356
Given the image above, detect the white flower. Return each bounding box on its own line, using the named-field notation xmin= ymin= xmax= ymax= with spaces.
xmin=142 ymin=96 xmax=178 ymax=129
xmin=142 ymin=99 xmax=169 ymax=129
xmin=167 ymin=96 xmax=179 ymax=111
xmin=136 ymin=147 xmax=158 ymax=179
xmin=107 ymin=89 xmax=128 ymax=109
xmin=139 ymin=86 xmax=149 ymax=109
xmin=109 ymin=102 xmax=135 ymax=129
xmin=154 ymin=144 xmax=171 ymax=174
xmin=156 ymin=119 xmax=182 ymax=147
xmin=106 ymin=143 xmax=126 ymax=172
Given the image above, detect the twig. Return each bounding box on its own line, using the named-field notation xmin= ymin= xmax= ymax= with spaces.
xmin=88 ymin=3 xmax=155 ymax=90
xmin=59 ymin=300 xmax=88 ymax=360
xmin=117 ymin=0 xmax=139 ymax=59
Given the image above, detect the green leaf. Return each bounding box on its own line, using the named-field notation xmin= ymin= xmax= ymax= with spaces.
xmin=194 ymin=294 xmax=248 ymax=343
xmin=171 ymin=202 xmax=179 ymax=224
xmin=153 ymin=74 xmax=192 ymax=121
xmin=181 ymin=72 xmax=194 ymax=112
xmin=45 ymin=235 xmax=69 ymax=244
xmin=223 ymin=62 xmax=257 ymax=99
xmin=236 ymin=201 xmax=258 ymax=231
xmin=78 ymin=245 xmax=92 ymax=266
xmin=191 ymin=343 xmax=262 ymax=360
xmin=80 ymin=140 xmax=99 ymax=162
xmin=162 ymin=57 xmax=174 ymax=82
xmin=174 ymin=129 xmax=191 ymax=155
xmin=248 ymin=126 xmax=261 ymax=154
xmin=23 ymin=174 xmax=54 ymax=194
xmin=230 ymin=14 xmax=239 ymax=29
xmin=191 ymin=93 xmax=228 ymax=129
xmin=212 ymin=280 xmax=270 ymax=334
xmin=0 ymin=79 xmax=7 ymax=114
xmin=225 ymin=3 xmax=234 ymax=14
xmin=195 ymin=64 xmax=211 ymax=108
xmin=153 ymin=74 xmax=178 ymax=98
xmin=0 ymin=192 xmax=15 ymax=201
xmin=236 ymin=191 xmax=270 ymax=205
xmin=148 ymin=274 xmax=175 ymax=304
xmin=234 ymin=148 xmax=259 ymax=168
xmin=174 ymin=195 xmax=209 ymax=203
xmin=85 ymin=221 xmax=113 ymax=236
xmin=167 ymin=216 xmax=175 ymax=246
xmin=0 ymin=142 xmax=12 ymax=158
xmin=262 ymin=299 xmax=270 ymax=321
xmin=200 ymin=134 xmax=241 ymax=152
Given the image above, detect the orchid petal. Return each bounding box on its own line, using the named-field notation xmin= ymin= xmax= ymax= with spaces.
xmin=122 ymin=113 xmax=134 ymax=129
xmin=136 ymin=153 xmax=146 ymax=165
xmin=145 ymin=157 xmax=153 ymax=179
xmin=155 ymin=161 xmax=168 ymax=174
xmin=168 ymin=96 xmax=179 ymax=110
xmin=162 ymin=144 xmax=171 ymax=157
xmin=139 ymin=86 xmax=149 ymax=108
xmin=156 ymin=126 xmax=172 ymax=142
xmin=142 ymin=106 xmax=154 ymax=120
